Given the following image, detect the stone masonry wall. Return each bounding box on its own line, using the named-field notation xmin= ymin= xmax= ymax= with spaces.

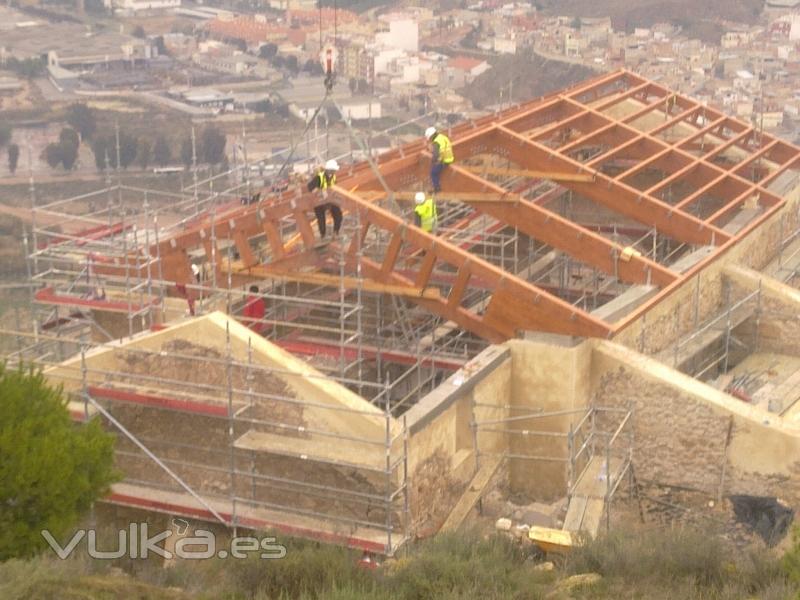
xmin=593 ymin=365 xmax=730 ymax=494
xmin=592 ymin=345 xmax=800 ymax=508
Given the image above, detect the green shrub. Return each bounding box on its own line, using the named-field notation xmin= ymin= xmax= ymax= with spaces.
xmin=0 ymin=364 xmax=118 ymax=559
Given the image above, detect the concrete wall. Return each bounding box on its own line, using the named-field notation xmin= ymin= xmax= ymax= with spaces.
xmin=505 ymin=335 xmax=592 ymax=500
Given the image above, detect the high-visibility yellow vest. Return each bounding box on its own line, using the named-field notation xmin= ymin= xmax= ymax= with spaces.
xmin=318 ymin=172 xmax=336 ymax=189
xmin=414 ymin=197 xmax=438 ymax=232
xmin=432 ymin=133 xmax=454 ymax=164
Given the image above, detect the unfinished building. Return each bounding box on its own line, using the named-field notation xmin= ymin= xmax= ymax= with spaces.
xmin=6 ymin=69 xmax=800 ymax=553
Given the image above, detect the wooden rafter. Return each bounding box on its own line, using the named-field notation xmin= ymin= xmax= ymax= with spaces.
xmin=119 ymin=68 xmax=799 ymax=343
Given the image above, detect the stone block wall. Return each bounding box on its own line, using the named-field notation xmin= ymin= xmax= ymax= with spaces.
xmin=592 ymin=340 xmax=800 ymax=507
xmin=592 ymin=364 xmax=730 ymax=494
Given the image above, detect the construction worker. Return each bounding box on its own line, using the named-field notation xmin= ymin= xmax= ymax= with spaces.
xmin=426 ymin=126 xmax=454 ymax=194
xmin=242 ymin=284 xmax=266 ymax=334
xmin=307 ymin=159 xmax=343 ymax=239
xmin=413 ymin=191 xmax=438 ymax=233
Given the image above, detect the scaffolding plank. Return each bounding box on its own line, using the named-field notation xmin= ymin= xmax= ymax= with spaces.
xmin=579 ymin=498 xmax=605 ymax=538
xmin=439 ymin=456 xmax=503 ymax=532
xmin=106 ymin=482 xmax=396 ymax=555
xmin=562 ymin=495 xmax=588 ymax=532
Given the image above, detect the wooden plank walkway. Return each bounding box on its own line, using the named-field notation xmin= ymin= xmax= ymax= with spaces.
xmin=439 ymin=456 xmax=503 ymax=532
xmin=105 ymin=481 xmax=401 ymax=555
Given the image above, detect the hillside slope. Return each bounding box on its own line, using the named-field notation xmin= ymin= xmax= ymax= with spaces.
xmin=464 ymin=50 xmax=595 ymax=109
xmin=537 ymin=0 xmax=763 ymax=42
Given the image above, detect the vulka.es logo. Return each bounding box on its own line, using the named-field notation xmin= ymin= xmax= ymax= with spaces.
xmin=41 ymin=523 xmax=287 ymax=560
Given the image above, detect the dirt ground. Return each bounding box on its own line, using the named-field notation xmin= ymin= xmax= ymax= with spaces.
xmin=475 ymin=477 xmax=790 ymax=550
xmin=0 ymin=79 xmax=39 ymax=111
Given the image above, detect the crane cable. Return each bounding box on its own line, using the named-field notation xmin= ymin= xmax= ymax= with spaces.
xmin=266 ymin=0 xmax=338 ymax=189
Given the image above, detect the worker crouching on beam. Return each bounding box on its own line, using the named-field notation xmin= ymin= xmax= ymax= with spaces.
xmin=426 ymin=126 xmax=454 ymax=194
xmin=307 ymin=159 xmax=343 ymax=240
xmin=413 ymin=191 xmax=438 ymax=234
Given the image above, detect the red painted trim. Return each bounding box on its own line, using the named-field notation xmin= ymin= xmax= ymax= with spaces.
xmin=88 ymin=386 xmax=228 ymax=417
xmin=37 ymin=222 xmax=131 ymax=249
xmin=34 ymin=287 xmax=158 ymax=313
xmin=276 ymin=338 xmax=464 ymax=371
xmin=104 ymin=492 xmax=389 ymax=554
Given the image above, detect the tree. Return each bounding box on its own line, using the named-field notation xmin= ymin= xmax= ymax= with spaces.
xmin=259 ymin=43 xmax=277 ymax=59
xmin=0 ymin=123 xmax=11 ymax=147
xmin=65 ymin=104 xmax=96 ymax=140
xmin=153 ymin=135 xmax=171 ymax=166
xmin=5 ymin=57 xmax=45 ymax=79
xmin=7 ymin=143 xmax=19 ymax=174
xmin=180 ymin=137 xmax=193 ymax=168
xmin=43 ymin=143 xmax=63 ymax=169
xmin=60 ymin=140 xmax=78 ymax=170
xmin=154 ymin=35 xmax=167 ymax=56
xmin=201 ymin=125 xmax=226 ymax=165
xmin=89 ymin=131 xmax=136 ymax=169
xmin=132 ymin=24 xmax=145 ymax=38
xmin=59 ymin=127 xmax=80 ymax=150
xmin=0 ymin=364 xmax=116 ymax=559
xmin=252 ymin=99 xmax=273 ymax=114
xmin=137 ymin=139 xmax=152 ymax=170
xmin=91 ymin=137 xmax=110 ymax=170
xmin=84 ymin=0 xmax=107 ymax=14
xmin=118 ymin=131 xmax=138 ymax=169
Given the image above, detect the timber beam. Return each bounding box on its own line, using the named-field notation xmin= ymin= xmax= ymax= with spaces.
xmin=446 ymin=166 xmax=678 ymax=287
xmin=332 ymin=184 xmax=613 ymax=340
xmin=490 ymin=125 xmax=731 ymax=246
xmin=223 ymin=262 xmax=444 ymax=300
xmin=462 ymin=165 xmax=595 ymax=183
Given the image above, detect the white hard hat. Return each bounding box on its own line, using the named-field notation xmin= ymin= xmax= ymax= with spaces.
xmin=414 ymin=191 xmax=426 ymax=204
xmin=425 ymin=126 xmax=436 ymax=138
xmin=324 ymin=159 xmax=339 ymax=171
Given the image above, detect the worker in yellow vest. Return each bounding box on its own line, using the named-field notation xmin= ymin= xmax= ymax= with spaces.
xmin=425 ymin=126 xmax=454 ymax=193
xmin=306 ymin=159 xmax=342 ymax=239
xmin=413 ymin=191 xmax=438 ymax=233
